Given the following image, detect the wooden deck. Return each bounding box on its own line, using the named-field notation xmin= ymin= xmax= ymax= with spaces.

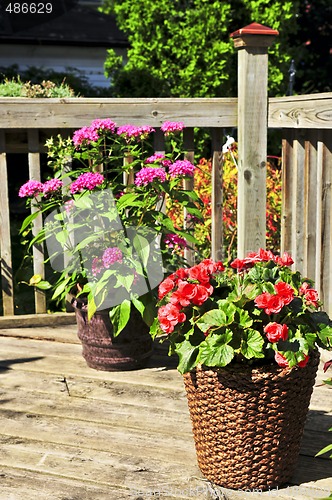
xmin=0 ymin=324 xmax=331 ymax=500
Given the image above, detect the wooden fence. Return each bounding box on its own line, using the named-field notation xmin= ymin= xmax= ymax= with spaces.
xmin=0 ymin=93 xmax=331 ymax=320
xmin=0 ymin=21 xmax=331 ymax=321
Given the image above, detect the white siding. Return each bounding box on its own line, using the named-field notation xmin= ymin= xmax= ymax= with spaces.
xmin=0 ymin=44 xmax=126 ymax=88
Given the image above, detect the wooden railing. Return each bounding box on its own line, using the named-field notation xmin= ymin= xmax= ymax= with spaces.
xmin=0 ymin=98 xmax=236 ymax=317
xmin=1 ymin=93 xmax=332 ymax=318
xmin=0 ymin=19 xmax=331 ymax=321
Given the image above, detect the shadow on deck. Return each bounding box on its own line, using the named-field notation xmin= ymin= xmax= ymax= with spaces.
xmin=0 ymin=324 xmax=331 ymax=500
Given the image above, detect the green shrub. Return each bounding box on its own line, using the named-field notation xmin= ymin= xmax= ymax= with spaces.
xmin=0 ymin=77 xmax=76 ymax=98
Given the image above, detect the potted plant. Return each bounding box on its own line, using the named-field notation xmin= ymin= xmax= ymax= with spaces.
xmin=18 ymin=119 xmax=204 ymax=370
xmin=151 ymin=248 xmax=332 ymax=491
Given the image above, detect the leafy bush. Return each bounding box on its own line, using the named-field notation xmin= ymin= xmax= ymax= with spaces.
xmin=167 ymin=144 xmax=282 ymax=261
xmin=0 ymin=77 xmax=75 ymax=98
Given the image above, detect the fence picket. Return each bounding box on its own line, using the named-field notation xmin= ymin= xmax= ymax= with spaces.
xmin=28 ymin=129 xmax=46 ymax=313
xmin=0 ymin=131 xmax=14 ymax=315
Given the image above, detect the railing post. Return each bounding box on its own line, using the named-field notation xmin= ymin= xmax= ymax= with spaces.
xmin=230 ymin=22 xmax=278 ymax=258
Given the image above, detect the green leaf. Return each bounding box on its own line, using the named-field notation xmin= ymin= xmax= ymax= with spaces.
xmin=51 ymin=276 xmax=71 ymax=300
xmin=117 ymin=192 xmax=141 ymax=210
xmin=198 ymin=332 xmax=234 ymax=368
xmin=34 ymin=280 xmax=52 ymax=290
xmin=196 ymin=308 xmax=227 ymax=333
xmin=315 ymin=443 xmax=332 ymax=457
xmin=241 ymin=329 xmax=265 ymax=359
xmin=109 ymin=300 xmax=131 ymax=337
xmin=174 ymin=339 xmax=199 ymax=374
xmin=149 ymin=316 xmax=161 ymax=339
xmin=87 ymin=295 xmax=97 ymax=321
xmin=133 ymin=234 xmax=150 ymax=268
xmin=317 ymin=325 xmax=332 ymax=348
xmin=19 ymin=211 xmax=40 ymax=234
xmin=184 ymin=206 xmax=204 ymax=220
xmin=196 ymin=301 xmax=236 ymax=333
xmin=55 ymin=230 xmax=69 ymax=246
xmin=236 ymin=308 xmax=253 ymax=328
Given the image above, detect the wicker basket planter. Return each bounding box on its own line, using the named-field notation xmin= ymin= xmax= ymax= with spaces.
xmin=183 ymin=351 xmax=320 ymax=491
xmin=72 ymin=298 xmax=153 ymax=371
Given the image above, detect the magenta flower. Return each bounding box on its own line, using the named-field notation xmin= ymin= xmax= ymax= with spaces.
xmin=164 ymin=233 xmax=187 ymax=248
xmin=90 ymin=119 xmax=117 ymax=133
xmin=72 ymin=126 xmax=99 ymax=147
xmin=43 ymin=178 xmax=63 ymax=195
xmin=91 ymin=257 xmax=104 ymax=277
xmin=102 ymin=247 xmax=123 ymax=268
xmin=168 ymin=159 xmax=195 ymax=178
xmin=145 ymin=153 xmax=172 ymax=168
xmin=18 ymin=180 xmax=43 ymax=198
xmin=117 ymin=124 xmax=155 ymax=140
xmin=64 ymin=199 xmax=75 ymax=214
xmin=135 ymin=167 xmax=167 ymax=186
xmin=161 ymin=121 xmax=185 ymax=135
xmin=70 ymin=172 xmax=105 ymax=194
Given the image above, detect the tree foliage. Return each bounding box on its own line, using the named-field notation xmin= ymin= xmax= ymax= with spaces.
xmin=101 ymin=0 xmax=331 ymax=98
xmin=103 ymin=0 xmax=300 ymax=97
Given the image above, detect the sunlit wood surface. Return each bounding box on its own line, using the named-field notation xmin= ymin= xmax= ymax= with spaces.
xmin=0 ymin=325 xmax=331 ymax=499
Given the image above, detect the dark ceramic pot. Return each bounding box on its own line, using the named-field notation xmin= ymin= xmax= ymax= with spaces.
xmin=72 ymin=297 xmax=154 ymax=371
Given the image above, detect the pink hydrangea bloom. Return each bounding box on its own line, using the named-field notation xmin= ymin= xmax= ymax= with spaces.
xmin=117 ymin=125 xmax=155 ymax=140
xmin=18 ymin=180 xmax=43 ymax=198
xmin=135 ymin=167 xmax=167 ymax=186
xmin=102 ymin=247 xmax=123 ymax=268
xmin=42 ymin=178 xmax=63 ymax=195
xmin=145 ymin=153 xmax=172 ymax=168
xmin=70 ymin=172 xmax=105 ymax=194
xmin=164 ymin=233 xmax=187 ymax=248
xmin=72 ymin=126 xmax=99 ymax=147
xmin=90 ymin=119 xmax=117 ymax=133
xmin=168 ymin=159 xmax=195 ymax=178
xmin=161 ymin=121 xmax=185 ymax=135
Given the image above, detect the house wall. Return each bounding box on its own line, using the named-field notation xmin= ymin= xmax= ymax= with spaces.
xmin=0 ymin=44 xmax=127 ymax=88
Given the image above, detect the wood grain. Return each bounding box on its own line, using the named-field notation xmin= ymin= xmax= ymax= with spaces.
xmin=0 ymin=130 xmax=14 ymax=315
xmin=0 ymin=327 xmax=331 ymax=500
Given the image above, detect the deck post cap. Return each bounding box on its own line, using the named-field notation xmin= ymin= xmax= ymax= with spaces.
xmin=230 ymin=22 xmax=279 ymax=48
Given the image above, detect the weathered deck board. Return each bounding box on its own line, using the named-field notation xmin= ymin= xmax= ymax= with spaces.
xmin=0 ymin=326 xmax=331 ymax=500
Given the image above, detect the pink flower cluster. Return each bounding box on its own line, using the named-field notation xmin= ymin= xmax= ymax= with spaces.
xmin=42 ymin=178 xmax=63 ymax=195
xmin=73 ymin=119 xmax=117 ymax=147
xmin=161 ymin=121 xmax=185 ymax=135
xmin=102 ymin=247 xmax=123 ymax=268
xmin=275 ymin=352 xmax=310 ymax=369
xmin=168 ymin=159 xmax=195 ymax=178
xmin=117 ymin=125 xmax=155 ymax=140
xmin=90 ymin=119 xmax=116 ymax=133
xmin=157 ymin=259 xmax=224 ymax=334
xmin=145 ymin=153 xmax=172 ymax=168
xmin=19 ymin=179 xmax=63 ymax=198
xmin=19 ymin=180 xmax=44 ymax=198
xmin=264 ymin=322 xmax=289 ymax=343
xmin=134 ymin=167 xmax=166 ymax=186
xmin=91 ymin=246 xmax=123 ymax=276
xmin=72 ymin=126 xmax=99 ymax=147
xmin=164 ymin=233 xmax=187 ymax=248
xmin=70 ymin=172 xmax=104 ymax=194
xmin=255 ymin=282 xmax=294 ymax=315
xmin=231 ymin=248 xmax=294 ymax=271
xmin=263 ymin=322 xmax=309 ymax=369
xmin=299 ymin=282 xmax=319 ymax=307
xmin=91 ymin=257 xmax=104 ymax=277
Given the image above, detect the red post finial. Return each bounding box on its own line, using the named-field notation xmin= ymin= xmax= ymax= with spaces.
xmin=230 ymin=22 xmax=279 ymax=48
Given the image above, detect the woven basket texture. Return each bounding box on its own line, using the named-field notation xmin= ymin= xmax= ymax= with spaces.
xmin=72 ymin=298 xmax=153 ymax=371
xmin=183 ymin=351 xmax=320 ymax=491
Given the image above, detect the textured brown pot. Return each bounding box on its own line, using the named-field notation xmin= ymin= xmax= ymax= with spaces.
xmin=183 ymin=351 xmax=320 ymax=491
xmin=72 ymin=298 xmax=153 ymax=371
